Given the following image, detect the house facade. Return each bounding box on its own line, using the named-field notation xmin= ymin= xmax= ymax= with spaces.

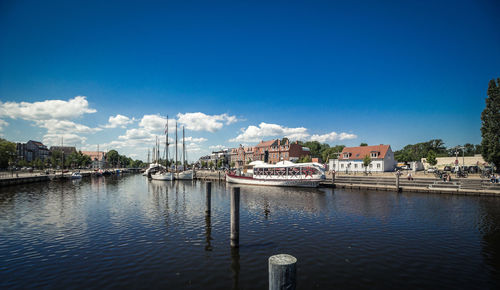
xmin=16 ymin=140 xmax=50 ymax=162
xmin=329 ymin=144 xmax=395 ymax=173
xmin=50 ymin=146 xmax=77 ymax=156
xmin=81 ymin=151 xmax=106 ymax=168
xmin=229 ymin=139 xmax=311 ymax=168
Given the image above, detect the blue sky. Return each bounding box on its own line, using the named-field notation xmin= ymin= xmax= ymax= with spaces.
xmin=1 ymin=0 xmax=499 ymax=161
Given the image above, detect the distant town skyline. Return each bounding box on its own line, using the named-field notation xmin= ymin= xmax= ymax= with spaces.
xmin=1 ymin=0 xmax=499 ymax=161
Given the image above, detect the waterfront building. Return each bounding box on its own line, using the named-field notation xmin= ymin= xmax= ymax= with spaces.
xmin=16 ymin=140 xmax=50 ymax=162
xmin=230 ymin=139 xmax=311 ymax=168
xmin=255 ymin=139 xmax=310 ymax=164
xmin=81 ymin=151 xmax=106 ymax=168
xmin=50 ymin=146 xmax=77 ymax=156
xmin=330 ymin=144 xmax=396 ymax=172
xmin=210 ymin=149 xmax=230 ymax=167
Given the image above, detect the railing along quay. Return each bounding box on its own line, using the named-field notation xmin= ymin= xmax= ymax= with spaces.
xmin=322 ymin=174 xmax=500 ymax=196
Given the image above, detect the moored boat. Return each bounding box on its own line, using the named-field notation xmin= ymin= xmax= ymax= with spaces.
xmin=226 ymin=161 xmax=325 ymax=188
xmin=70 ymin=172 xmax=82 ymax=179
xmin=152 ymin=171 xmax=174 ymax=181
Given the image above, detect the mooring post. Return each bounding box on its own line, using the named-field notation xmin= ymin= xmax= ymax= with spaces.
xmin=396 ymin=171 xmax=401 ymax=192
xmin=218 ymin=170 xmax=221 ymax=181
xmin=331 ymin=170 xmax=336 ymax=186
xmin=230 ymin=187 xmax=240 ymax=248
xmin=269 ymin=254 xmax=297 ymax=290
xmin=206 ymin=181 xmax=212 ymax=215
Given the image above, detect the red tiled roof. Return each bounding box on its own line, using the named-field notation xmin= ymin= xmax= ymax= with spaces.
xmin=339 ymin=145 xmax=391 ymax=160
xmin=256 ymin=140 xmax=277 ymax=147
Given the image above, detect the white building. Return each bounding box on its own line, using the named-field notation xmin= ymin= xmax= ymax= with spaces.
xmin=329 ymin=144 xmax=396 ymax=173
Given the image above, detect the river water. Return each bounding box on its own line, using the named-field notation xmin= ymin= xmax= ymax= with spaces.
xmin=0 ymin=174 xmax=499 ymax=289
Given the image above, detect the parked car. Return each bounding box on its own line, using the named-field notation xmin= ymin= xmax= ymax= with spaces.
xmin=443 ymin=166 xmax=452 ymax=171
xmin=427 ymin=167 xmax=437 ymax=173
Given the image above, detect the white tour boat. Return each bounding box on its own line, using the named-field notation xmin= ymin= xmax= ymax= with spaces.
xmin=226 ymin=161 xmax=325 ymax=188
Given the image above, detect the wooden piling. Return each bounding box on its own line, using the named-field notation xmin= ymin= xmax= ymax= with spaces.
xmin=206 ymin=181 xmax=212 ymax=214
xmin=396 ymin=172 xmax=401 ymax=192
xmin=269 ymin=254 xmax=297 ymax=290
xmin=230 ymin=187 xmax=240 ymax=248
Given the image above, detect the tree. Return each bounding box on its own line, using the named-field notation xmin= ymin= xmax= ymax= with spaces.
xmin=0 ymin=138 xmax=16 ymax=169
xmin=321 ymin=145 xmax=345 ymax=162
xmin=297 ymin=155 xmax=312 ymax=163
xmin=217 ymin=159 xmax=223 ymax=168
xmin=201 ymin=161 xmax=207 ymax=168
xmin=230 ymin=161 xmax=235 ymax=168
xmin=481 ymin=78 xmax=500 ymax=172
xmin=51 ymin=150 xmax=62 ymax=169
xmin=362 ymin=155 xmax=371 ymax=173
xmin=106 ymin=150 xmax=120 ymax=167
xmin=426 ymin=150 xmax=437 ymax=166
xmin=208 ymin=161 xmax=214 ymax=168
xmin=360 ymin=143 xmax=368 ymax=146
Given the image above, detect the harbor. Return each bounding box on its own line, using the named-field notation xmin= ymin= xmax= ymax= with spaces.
xmin=1 ymin=174 xmax=499 ymax=289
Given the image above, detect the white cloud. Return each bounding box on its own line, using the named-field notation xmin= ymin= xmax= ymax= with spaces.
xmin=177 ymin=112 xmax=238 ymax=132
xmin=229 ymin=122 xmax=309 ymax=142
xmin=0 ymin=119 xmax=8 ymax=132
xmin=209 ymin=144 xmax=227 ymax=151
xmin=138 ymin=114 xmax=172 ymax=133
xmin=0 ymin=96 xmax=96 ymax=121
xmin=184 ymin=136 xmax=207 ymax=143
xmin=37 ymin=119 xmax=102 ymax=134
xmin=230 ymin=122 xmax=357 ymax=144
xmin=310 ymin=132 xmax=357 ymax=142
xmin=102 ymin=114 xmax=133 ymax=128
xmin=43 ymin=133 xmax=87 ymax=147
xmin=119 ymin=128 xmax=154 ymax=142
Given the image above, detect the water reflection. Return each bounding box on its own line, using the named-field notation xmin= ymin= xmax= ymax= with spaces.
xmin=1 ymin=175 xmax=500 ymax=289
xmin=230 ymin=247 xmax=240 ymax=290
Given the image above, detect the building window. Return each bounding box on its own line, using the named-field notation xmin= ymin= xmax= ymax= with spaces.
xmin=341 ymin=164 xmax=344 ymax=168
xmin=377 ymin=163 xmax=381 ymax=168
xmin=369 ymin=164 xmax=373 ymax=168
xmin=354 ymin=164 xmax=358 ymax=168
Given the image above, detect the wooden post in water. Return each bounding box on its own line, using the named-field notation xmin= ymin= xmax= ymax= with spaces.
xmin=269 ymin=254 xmax=297 ymax=290
xmin=218 ymin=170 xmax=221 ymax=181
xmin=230 ymin=187 xmax=240 ymax=248
xmin=396 ymin=171 xmax=401 ymax=192
xmin=331 ymin=170 xmax=336 ymax=187
xmin=206 ymin=182 xmax=212 ymax=215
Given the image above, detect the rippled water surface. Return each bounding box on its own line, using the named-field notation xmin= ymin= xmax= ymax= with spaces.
xmin=1 ymin=174 xmax=500 ymax=289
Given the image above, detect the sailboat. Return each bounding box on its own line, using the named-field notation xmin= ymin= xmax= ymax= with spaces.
xmin=176 ymin=126 xmax=193 ymax=180
xmin=152 ymin=117 xmax=174 ymax=181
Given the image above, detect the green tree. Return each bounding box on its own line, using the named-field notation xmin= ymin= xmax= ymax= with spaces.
xmin=363 ymin=155 xmax=371 ymax=173
xmin=297 ymin=155 xmax=312 ymax=163
xmin=201 ymin=161 xmax=207 ymax=168
xmin=321 ymin=145 xmax=345 ymax=162
xmin=51 ymin=150 xmax=62 ymax=169
xmin=360 ymin=143 xmax=368 ymax=146
xmin=481 ymin=78 xmax=500 ymax=172
xmin=426 ymin=150 xmax=438 ymax=166
xmin=106 ymin=150 xmax=120 ymax=167
xmin=0 ymin=138 xmax=16 ymax=169
xmin=246 ymin=158 xmax=252 ymax=165
xmin=208 ymin=161 xmax=214 ymax=168
xmin=217 ymin=159 xmax=223 ymax=168
xmin=230 ymin=161 xmax=235 ymax=168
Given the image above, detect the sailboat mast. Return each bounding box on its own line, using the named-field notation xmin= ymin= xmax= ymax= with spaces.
xmin=166 ymin=116 xmax=169 ymax=169
xmin=175 ymin=120 xmax=178 ymax=173
xmin=183 ymin=126 xmax=185 ymax=170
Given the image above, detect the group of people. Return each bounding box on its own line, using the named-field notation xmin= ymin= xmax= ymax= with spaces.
xmin=491 ymin=174 xmax=499 ymax=183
